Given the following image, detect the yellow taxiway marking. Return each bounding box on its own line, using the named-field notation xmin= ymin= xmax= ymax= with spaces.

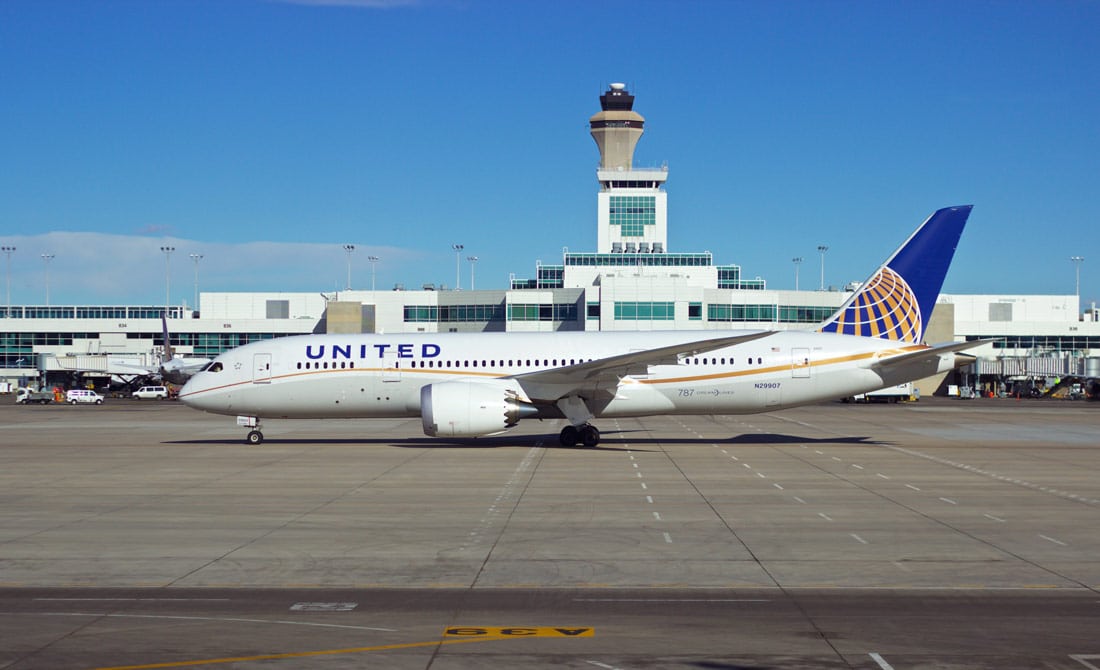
xmin=93 ymin=627 xmax=594 ymax=670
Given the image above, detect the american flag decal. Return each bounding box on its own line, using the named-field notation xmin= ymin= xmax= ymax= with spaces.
xmin=819 ymin=267 xmax=921 ymax=342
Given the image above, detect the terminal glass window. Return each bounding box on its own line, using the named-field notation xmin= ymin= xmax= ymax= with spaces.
xmin=609 ymin=195 xmax=656 ymax=237
xmin=707 ymin=304 xmax=777 ymax=322
xmin=507 ymin=303 xmax=578 ymax=322
xmin=778 ymin=305 xmax=836 ymax=323
xmin=614 ymin=301 xmax=675 ymax=320
xmin=403 ymin=304 xmax=507 ymax=323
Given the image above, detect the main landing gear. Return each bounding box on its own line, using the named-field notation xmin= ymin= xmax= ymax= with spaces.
xmin=559 ymin=423 xmax=600 ymax=448
xmin=246 ymin=429 xmax=264 ymax=445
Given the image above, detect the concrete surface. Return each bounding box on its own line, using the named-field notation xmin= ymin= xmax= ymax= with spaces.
xmin=0 ymin=396 xmax=1097 ymax=668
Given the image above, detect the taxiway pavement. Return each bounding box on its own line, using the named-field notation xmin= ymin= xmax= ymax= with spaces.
xmin=0 ymin=397 xmax=1097 ymax=668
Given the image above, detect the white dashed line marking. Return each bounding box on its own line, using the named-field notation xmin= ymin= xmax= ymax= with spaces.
xmin=851 ymin=533 xmax=868 ymax=545
xmin=869 ymin=652 xmax=896 ymax=670
xmin=984 ymin=513 xmax=1006 ymax=523
xmin=888 ymin=445 xmax=1100 ymax=507
xmin=1039 ymin=534 xmax=1068 ymax=546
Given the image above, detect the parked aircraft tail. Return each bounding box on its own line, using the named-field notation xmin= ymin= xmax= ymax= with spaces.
xmin=818 ymin=205 xmax=972 ymax=343
xmin=161 ymin=314 xmax=175 ymax=361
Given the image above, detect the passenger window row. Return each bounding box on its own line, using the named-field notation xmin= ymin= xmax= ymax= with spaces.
xmin=291 ymin=355 xmax=768 ymax=371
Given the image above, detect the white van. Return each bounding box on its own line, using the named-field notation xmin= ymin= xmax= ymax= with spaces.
xmin=66 ymin=389 xmax=104 ymax=405
xmin=132 ymin=385 xmax=169 ymax=400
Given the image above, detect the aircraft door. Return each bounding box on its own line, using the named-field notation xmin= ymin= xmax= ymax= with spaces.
xmin=792 ymin=348 xmax=811 ymax=378
xmin=253 ymin=353 xmax=272 ymax=384
xmin=382 ymin=355 xmax=401 ymax=382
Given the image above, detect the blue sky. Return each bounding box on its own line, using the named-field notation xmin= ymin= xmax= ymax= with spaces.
xmin=2 ymin=0 xmax=1098 ymax=307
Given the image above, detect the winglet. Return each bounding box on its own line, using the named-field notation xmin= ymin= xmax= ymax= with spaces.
xmin=818 ymin=205 xmax=972 ymax=343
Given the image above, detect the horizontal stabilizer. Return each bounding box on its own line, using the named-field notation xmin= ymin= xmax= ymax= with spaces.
xmin=872 ymin=339 xmax=993 ymax=376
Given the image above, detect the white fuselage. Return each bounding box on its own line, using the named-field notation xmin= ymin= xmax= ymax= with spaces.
xmin=179 ymin=329 xmax=943 ymax=422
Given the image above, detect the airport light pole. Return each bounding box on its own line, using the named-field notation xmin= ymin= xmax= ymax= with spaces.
xmin=41 ymin=253 xmax=55 ymax=306
xmin=792 ymin=256 xmax=803 ymax=291
xmin=367 ymin=255 xmax=379 ymax=291
xmin=817 ymin=245 xmax=829 ymax=291
xmin=343 ymin=244 xmax=355 ymax=290
xmin=160 ymin=246 xmax=175 ymax=316
xmin=2 ymin=245 xmax=14 ymax=316
xmin=189 ymin=253 xmax=203 ymax=313
xmin=451 ymin=244 xmax=464 ymax=290
xmin=467 ymin=256 xmax=478 ymax=291
xmin=1070 ymin=256 xmax=1084 ymax=298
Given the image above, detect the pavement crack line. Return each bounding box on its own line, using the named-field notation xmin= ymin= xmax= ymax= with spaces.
xmin=778 ymin=446 xmax=1099 ymax=594
xmin=428 ymin=442 xmax=547 ymax=669
xmin=167 ymin=446 xmax=436 ymax=587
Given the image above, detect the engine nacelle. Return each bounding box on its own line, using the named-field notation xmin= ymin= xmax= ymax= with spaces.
xmin=421 ymin=380 xmax=539 ymax=438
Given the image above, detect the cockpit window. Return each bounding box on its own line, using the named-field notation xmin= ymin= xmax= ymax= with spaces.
xmin=201 ymin=361 xmax=223 ymax=373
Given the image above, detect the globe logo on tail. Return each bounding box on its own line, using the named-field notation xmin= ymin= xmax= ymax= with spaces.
xmin=820 ymin=266 xmax=922 ymax=342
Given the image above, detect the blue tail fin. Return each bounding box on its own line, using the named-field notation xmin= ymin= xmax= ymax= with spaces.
xmin=818 ymin=205 xmax=972 ymax=343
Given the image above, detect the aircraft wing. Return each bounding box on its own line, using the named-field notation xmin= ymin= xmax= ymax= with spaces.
xmin=510 ymin=331 xmax=775 ymax=403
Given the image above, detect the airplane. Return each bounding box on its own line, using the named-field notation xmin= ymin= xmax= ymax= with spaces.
xmin=48 ymin=315 xmax=211 ymax=387
xmin=180 ymin=205 xmax=979 ymax=446
xmin=155 ymin=314 xmax=213 ymax=384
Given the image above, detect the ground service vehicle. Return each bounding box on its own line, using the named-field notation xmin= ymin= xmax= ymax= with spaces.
xmin=66 ymin=389 xmax=104 ymax=405
xmin=16 ymin=388 xmax=53 ymax=405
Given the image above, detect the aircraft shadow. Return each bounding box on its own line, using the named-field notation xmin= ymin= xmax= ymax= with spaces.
xmin=165 ymin=432 xmax=883 ymax=449
xmin=725 ymin=433 xmax=888 ymax=446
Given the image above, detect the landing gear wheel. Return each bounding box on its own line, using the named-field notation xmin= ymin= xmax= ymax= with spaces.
xmin=579 ymin=424 xmax=600 ymax=448
xmin=246 ymin=430 xmax=264 ymax=445
xmin=559 ymin=425 xmax=579 ymax=447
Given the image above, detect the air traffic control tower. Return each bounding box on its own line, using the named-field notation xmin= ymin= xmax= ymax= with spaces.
xmin=590 ymin=83 xmax=669 ymax=255
xmin=511 ymin=83 xmax=765 ymax=316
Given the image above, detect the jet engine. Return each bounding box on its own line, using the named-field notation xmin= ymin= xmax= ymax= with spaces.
xmin=420 ymin=380 xmax=539 ymax=438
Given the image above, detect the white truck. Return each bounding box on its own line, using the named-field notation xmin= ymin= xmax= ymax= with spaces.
xmin=846 ymin=382 xmax=916 ymax=404
xmin=16 ymin=388 xmax=54 ymax=405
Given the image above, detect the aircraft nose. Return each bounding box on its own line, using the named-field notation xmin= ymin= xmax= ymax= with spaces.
xmin=179 ymin=376 xmax=214 ymax=410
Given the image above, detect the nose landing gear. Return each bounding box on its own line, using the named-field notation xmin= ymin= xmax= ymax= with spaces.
xmin=237 ymin=416 xmax=263 ymax=445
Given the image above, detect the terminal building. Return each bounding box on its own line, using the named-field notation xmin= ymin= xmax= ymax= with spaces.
xmin=3 ymin=84 xmax=1098 ymax=395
